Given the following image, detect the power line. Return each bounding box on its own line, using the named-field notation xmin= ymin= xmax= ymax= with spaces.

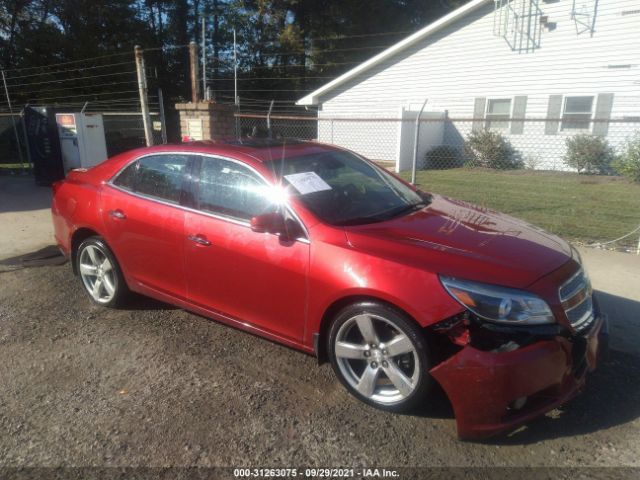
xmin=25 ymin=90 xmax=140 ymax=102
xmin=251 ymin=44 xmax=392 ymax=57
xmin=210 ymin=75 xmax=335 ymax=82
xmin=213 ymin=88 xmax=314 ymax=92
xmin=309 ymin=30 xmax=413 ymax=42
xmin=7 ymin=70 xmax=137 ymax=88
xmin=237 ymin=61 xmax=365 ymax=71
xmin=4 ymin=61 xmax=135 ymax=81
xmin=2 ymin=51 xmax=134 ymax=73
xmin=16 ymin=79 xmax=138 ymax=96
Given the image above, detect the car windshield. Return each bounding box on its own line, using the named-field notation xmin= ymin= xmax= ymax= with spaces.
xmin=269 ymin=150 xmax=429 ymax=226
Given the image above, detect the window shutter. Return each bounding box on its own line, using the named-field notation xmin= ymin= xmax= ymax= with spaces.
xmin=510 ymin=96 xmax=528 ymax=134
xmin=592 ymin=93 xmax=614 ymax=136
xmin=545 ymin=95 xmax=563 ymax=135
xmin=472 ymin=97 xmax=486 ymax=131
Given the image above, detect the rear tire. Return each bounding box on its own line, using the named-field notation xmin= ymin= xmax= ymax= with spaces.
xmin=327 ymin=301 xmax=433 ymax=413
xmin=76 ymin=236 xmax=128 ymax=308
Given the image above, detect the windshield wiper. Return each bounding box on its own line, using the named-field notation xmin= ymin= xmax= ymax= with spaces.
xmin=385 ymin=200 xmax=429 ymax=219
xmin=337 ymin=200 xmax=429 ymax=226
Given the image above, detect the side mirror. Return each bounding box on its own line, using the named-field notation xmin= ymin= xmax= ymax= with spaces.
xmin=250 ymin=212 xmax=287 ymax=235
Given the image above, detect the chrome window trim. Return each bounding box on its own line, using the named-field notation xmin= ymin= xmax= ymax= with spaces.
xmin=106 ymin=151 xmax=310 ymax=244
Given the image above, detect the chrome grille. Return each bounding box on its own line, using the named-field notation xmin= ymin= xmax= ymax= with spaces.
xmin=559 ymin=269 xmax=594 ymax=332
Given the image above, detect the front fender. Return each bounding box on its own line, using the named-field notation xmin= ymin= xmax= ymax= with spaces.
xmin=304 ymin=232 xmax=464 ymax=349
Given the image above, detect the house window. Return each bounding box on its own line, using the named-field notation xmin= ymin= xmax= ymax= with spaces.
xmin=485 ymin=99 xmax=511 ymax=130
xmin=561 ymin=96 xmax=594 ymax=131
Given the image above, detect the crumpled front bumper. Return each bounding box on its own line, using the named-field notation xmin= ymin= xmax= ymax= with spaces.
xmin=430 ymin=315 xmax=608 ymax=440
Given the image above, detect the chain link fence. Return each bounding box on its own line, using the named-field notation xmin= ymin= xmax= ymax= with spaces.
xmin=237 ymin=114 xmax=317 ymax=140
xmin=0 ymin=111 xmax=165 ymax=170
xmin=0 ymin=113 xmax=28 ymax=169
xmin=237 ymin=112 xmax=640 ymax=253
xmin=103 ymin=113 xmax=165 ymax=157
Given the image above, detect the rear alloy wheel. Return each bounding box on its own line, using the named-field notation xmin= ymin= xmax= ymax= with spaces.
xmin=328 ymin=302 xmax=432 ymax=412
xmin=77 ymin=236 xmax=127 ymax=307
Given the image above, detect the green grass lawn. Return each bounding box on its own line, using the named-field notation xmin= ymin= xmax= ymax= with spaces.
xmin=400 ymin=168 xmax=640 ymax=248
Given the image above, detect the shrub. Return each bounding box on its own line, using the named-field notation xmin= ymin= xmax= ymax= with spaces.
xmin=464 ymin=130 xmax=521 ymax=169
xmin=423 ymin=145 xmax=461 ymax=170
xmin=563 ymin=134 xmax=615 ymax=174
xmin=524 ymin=154 xmax=541 ymax=170
xmin=613 ymin=133 xmax=640 ymax=183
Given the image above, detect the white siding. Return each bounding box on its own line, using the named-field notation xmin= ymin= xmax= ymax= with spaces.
xmin=315 ymin=0 xmax=640 ymax=170
xmin=317 ymin=108 xmax=401 ymax=162
xmin=397 ymin=110 xmax=446 ymax=171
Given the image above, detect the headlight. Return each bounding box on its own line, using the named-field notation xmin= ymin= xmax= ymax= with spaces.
xmin=440 ymin=276 xmax=555 ymax=325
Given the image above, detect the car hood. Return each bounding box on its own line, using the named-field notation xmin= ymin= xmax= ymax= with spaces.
xmin=344 ymin=195 xmax=572 ymax=289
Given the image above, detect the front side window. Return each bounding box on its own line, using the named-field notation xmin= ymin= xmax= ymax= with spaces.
xmin=112 ymin=154 xmax=189 ymax=204
xmin=485 ymin=99 xmax=511 ymax=130
xmin=197 ymin=157 xmax=277 ymax=221
xmin=561 ymin=96 xmax=594 ymax=131
xmin=271 ymin=150 xmax=428 ymax=226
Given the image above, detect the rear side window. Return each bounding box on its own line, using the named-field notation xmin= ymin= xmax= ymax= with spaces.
xmin=197 ymin=157 xmax=275 ymax=221
xmin=112 ymin=154 xmax=189 ymax=204
xmin=112 ymin=161 xmax=137 ymax=190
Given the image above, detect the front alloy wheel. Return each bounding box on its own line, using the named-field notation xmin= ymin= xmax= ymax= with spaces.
xmin=328 ymin=302 xmax=432 ymax=412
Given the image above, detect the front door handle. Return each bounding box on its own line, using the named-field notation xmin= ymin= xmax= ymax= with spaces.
xmin=108 ymin=209 xmax=126 ymax=220
xmin=187 ymin=234 xmax=212 ymax=246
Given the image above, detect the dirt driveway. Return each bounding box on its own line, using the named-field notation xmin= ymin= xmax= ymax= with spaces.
xmin=0 ymin=261 xmax=639 ymax=469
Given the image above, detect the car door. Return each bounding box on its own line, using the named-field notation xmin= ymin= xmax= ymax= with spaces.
xmin=101 ymin=153 xmax=191 ymax=299
xmin=184 ymin=155 xmax=309 ymax=342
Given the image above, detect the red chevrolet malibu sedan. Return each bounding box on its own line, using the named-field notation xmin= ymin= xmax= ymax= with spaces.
xmin=51 ymin=139 xmax=607 ymax=439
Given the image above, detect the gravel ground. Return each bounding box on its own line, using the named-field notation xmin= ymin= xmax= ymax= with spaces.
xmin=1 ymin=262 xmax=639 ymax=469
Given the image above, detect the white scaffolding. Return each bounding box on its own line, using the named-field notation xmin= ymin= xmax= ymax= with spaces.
xmin=493 ymin=0 xmax=543 ymax=53
xmin=571 ymin=0 xmax=599 ymax=36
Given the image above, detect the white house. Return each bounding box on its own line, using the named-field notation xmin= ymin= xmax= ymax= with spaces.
xmin=297 ymin=0 xmax=640 ymax=172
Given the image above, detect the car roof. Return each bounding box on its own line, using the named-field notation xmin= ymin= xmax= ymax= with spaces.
xmin=132 ymin=138 xmax=342 ymax=163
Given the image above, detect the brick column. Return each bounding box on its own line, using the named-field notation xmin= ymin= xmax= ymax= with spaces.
xmin=174 ymin=102 xmax=236 ymax=141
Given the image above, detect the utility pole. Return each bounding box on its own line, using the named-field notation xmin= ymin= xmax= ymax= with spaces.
xmin=233 ymin=28 xmax=238 ymax=106
xmin=1 ymin=69 xmax=26 ymax=168
xmin=189 ymin=41 xmax=200 ymax=103
xmin=134 ymin=45 xmax=154 ymax=147
xmin=201 ymin=16 xmax=207 ymax=100
xmin=213 ymin=0 xmax=220 ymax=81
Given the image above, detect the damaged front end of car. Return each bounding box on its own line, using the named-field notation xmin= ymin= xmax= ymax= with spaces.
xmin=427 ymin=267 xmax=609 ymax=440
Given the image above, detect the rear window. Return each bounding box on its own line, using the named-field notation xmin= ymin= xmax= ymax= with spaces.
xmin=112 ymin=154 xmax=189 ymax=204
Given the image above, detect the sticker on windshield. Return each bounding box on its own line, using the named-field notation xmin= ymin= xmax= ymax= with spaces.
xmin=284 ymin=172 xmax=332 ymax=195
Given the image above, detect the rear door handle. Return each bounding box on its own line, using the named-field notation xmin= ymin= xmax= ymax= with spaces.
xmin=187 ymin=234 xmax=212 ymax=246
xmin=108 ymin=209 xmax=126 ymax=220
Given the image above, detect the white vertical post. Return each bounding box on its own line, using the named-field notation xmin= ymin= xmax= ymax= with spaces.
xmin=20 ymin=109 xmax=32 ymax=168
xmin=411 ymin=99 xmax=428 ymax=185
xmin=233 ymin=28 xmax=238 ymax=106
xmin=1 ymin=69 xmax=26 ymax=168
xmin=158 ymin=88 xmax=168 ymax=144
xmin=267 ymin=99 xmax=274 ymax=138
xmin=201 ymin=16 xmax=207 ymax=99
xmin=134 ymin=45 xmax=154 ymax=147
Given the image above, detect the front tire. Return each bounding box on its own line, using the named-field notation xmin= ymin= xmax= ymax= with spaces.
xmin=76 ymin=236 xmax=128 ymax=307
xmin=327 ymin=301 xmax=433 ymax=413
